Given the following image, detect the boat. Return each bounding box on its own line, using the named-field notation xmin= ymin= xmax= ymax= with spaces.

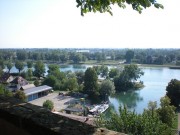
xmin=89 ymin=104 xmax=109 ymax=115
xmin=97 ymin=104 xmax=109 ymax=113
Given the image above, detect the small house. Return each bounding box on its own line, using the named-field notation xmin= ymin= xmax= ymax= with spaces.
xmin=9 ymin=76 xmax=29 ymax=91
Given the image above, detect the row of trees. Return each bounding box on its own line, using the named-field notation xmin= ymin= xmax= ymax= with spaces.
xmin=0 ymin=49 xmax=180 ymax=65
xmin=0 ymin=60 xmax=45 ymax=78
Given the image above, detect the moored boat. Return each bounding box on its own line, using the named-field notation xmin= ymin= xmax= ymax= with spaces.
xmin=89 ymin=103 xmax=109 ymax=115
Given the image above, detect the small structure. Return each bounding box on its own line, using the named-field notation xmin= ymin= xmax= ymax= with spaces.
xmin=0 ymin=73 xmax=14 ymax=83
xmin=24 ymin=85 xmax=52 ymax=102
xmin=9 ymin=76 xmax=29 ymax=91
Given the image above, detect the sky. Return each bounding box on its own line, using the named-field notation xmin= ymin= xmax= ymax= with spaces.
xmin=0 ymin=0 xmax=180 ymax=49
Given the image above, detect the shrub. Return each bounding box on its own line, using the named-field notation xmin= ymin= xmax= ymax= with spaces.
xmin=43 ymin=100 xmax=54 ymax=111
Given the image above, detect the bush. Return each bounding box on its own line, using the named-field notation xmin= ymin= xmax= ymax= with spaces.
xmin=34 ymin=80 xmax=39 ymax=86
xmin=43 ymin=100 xmax=54 ymax=111
xmin=14 ymin=90 xmax=27 ymax=101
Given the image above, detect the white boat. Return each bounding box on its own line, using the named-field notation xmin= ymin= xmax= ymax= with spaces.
xmin=89 ymin=104 xmax=109 ymax=115
xmin=97 ymin=104 xmax=109 ymax=113
xmin=89 ymin=105 xmax=100 ymax=113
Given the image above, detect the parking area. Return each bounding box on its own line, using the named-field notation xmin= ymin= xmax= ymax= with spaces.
xmin=29 ymin=92 xmax=75 ymax=111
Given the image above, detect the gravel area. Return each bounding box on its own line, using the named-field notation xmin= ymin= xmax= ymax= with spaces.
xmin=29 ymin=93 xmax=75 ymax=111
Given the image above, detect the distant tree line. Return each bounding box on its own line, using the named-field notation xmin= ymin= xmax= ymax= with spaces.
xmin=0 ymin=48 xmax=180 ymax=65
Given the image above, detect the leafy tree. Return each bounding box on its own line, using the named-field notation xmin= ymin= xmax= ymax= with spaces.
xmin=146 ymin=55 xmax=153 ymax=64
xmin=6 ymin=61 xmax=13 ymax=73
xmin=123 ymin=64 xmax=144 ymax=82
xmin=95 ymin=52 xmax=106 ymax=62
xmin=166 ymin=79 xmax=180 ymax=107
xmin=0 ymin=84 xmax=13 ymax=97
xmin=154 ymin=55 xmax=165 ymax=65
xmin=82 ymin=55 xmax=87 ymax=62
xmin=33 ymin=61 xmax=45 ymax=78
xmin=75 ymin=71 xmax=84 ymax=85
xmin=0 ymin=67 xmax=3 ymax=77
xmin=109 ymin=68 xmax=120 ymax=78
xmin=114 ymin=64 xmax=144 ymax=91
xmin=83 ymin=67 xmax=99 ymax=98
xmin=43 ymin=100 xmax=54 ymax=111
xmin=14 ymin=90 xmax=27 ymax=101
xmin=50 ymin=52 xmax=60 ymax=62
xmin=48 ymin=64 xmax=60 ymax=74
xmin=34 ymin=80 xmax=39 ymax=86
xmin=20 ymin=71 xmax=27 ymax=79
xmin=16 ymin=50 xmax=27 ymax=60
xmin=59 ymin=53 xmax=68 ymax=63
xmin=27 ymin=61 xmax=33 ymax=68
xmin=47 ymin=64 xmax=65 ymax=80
xmin=93 ymin=66 xmax=101 ymax=75
xmin=15 ymin=61 xmax=24 ymax=73
xmin=63 ymin=77 xmax=79 ymax=92
xmin=157 ymin=96 xmax=176 ymax=127
xmin=99 ymin=79 xmax=115 ymax=101
xmin=42 ymin=75 xmax=57 ymax=88
xmin=72 ymin=53 xmax=82 ymax=63
xmin=0 ymin=60 xmax=5 ymax=69
xmin=27 ymin=68 xmax=33 ymax=80
xmin=125 ymin=50 xmax=134 ymax=63
xmin=77 ymin=0 xmax=164 ymax=16
xmin=100 ymin=65 xmax=108 ymax=77
xmin=66 ymin=71 xmax=76 ymax=79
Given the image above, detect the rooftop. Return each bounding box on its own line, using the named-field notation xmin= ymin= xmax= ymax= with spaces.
xmin=10 ymin=76 xmax=28 ymax=86
xmin=24 ymin=85 xmax=52 ymax=96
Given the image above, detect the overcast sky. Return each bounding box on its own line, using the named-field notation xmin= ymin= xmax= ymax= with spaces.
xmin=0 ymin=0 xmax=179 ymax=49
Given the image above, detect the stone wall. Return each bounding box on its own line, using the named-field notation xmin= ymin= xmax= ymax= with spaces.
xmin=0 ymin=95 xmax=126 ymax=135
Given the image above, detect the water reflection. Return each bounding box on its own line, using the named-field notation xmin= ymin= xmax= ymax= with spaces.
xmin=109 ymin=90 xmax=143 ymax=113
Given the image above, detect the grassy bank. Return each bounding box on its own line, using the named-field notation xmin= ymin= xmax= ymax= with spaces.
xmin=43 ymin=59 xmax=180 ymax=68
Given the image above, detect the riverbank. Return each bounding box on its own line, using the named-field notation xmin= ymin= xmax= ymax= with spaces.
xmin=58 ymin=60 xmax=180 ymax=68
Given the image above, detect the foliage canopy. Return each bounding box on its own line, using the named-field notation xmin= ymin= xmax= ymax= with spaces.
xmin=83 ymin=67 xmax=99 ymax=98
xmin=43 ymin=100 xmax=54 ymax=111
xmin=76 ymin=0 xmax=164 ymax=16
xmin=14 ymin=90 xmax=27 ymax=102
xmin=166 ymin=79 xmax=180 ymax=107
xmin=96 ymin=96 xmax=176 ymax=135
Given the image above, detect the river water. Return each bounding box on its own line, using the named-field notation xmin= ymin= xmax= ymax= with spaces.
xmin=6 ymin=64 xmax=180 ymax=113
xmin=109 ymin=67 xmax=180 ymax=114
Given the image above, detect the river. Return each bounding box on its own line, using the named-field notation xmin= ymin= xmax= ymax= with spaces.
xmin=6 ymin=64 xmax=180 ymax=113
xmin=109 ymin=67 xmax=180 ymax=114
